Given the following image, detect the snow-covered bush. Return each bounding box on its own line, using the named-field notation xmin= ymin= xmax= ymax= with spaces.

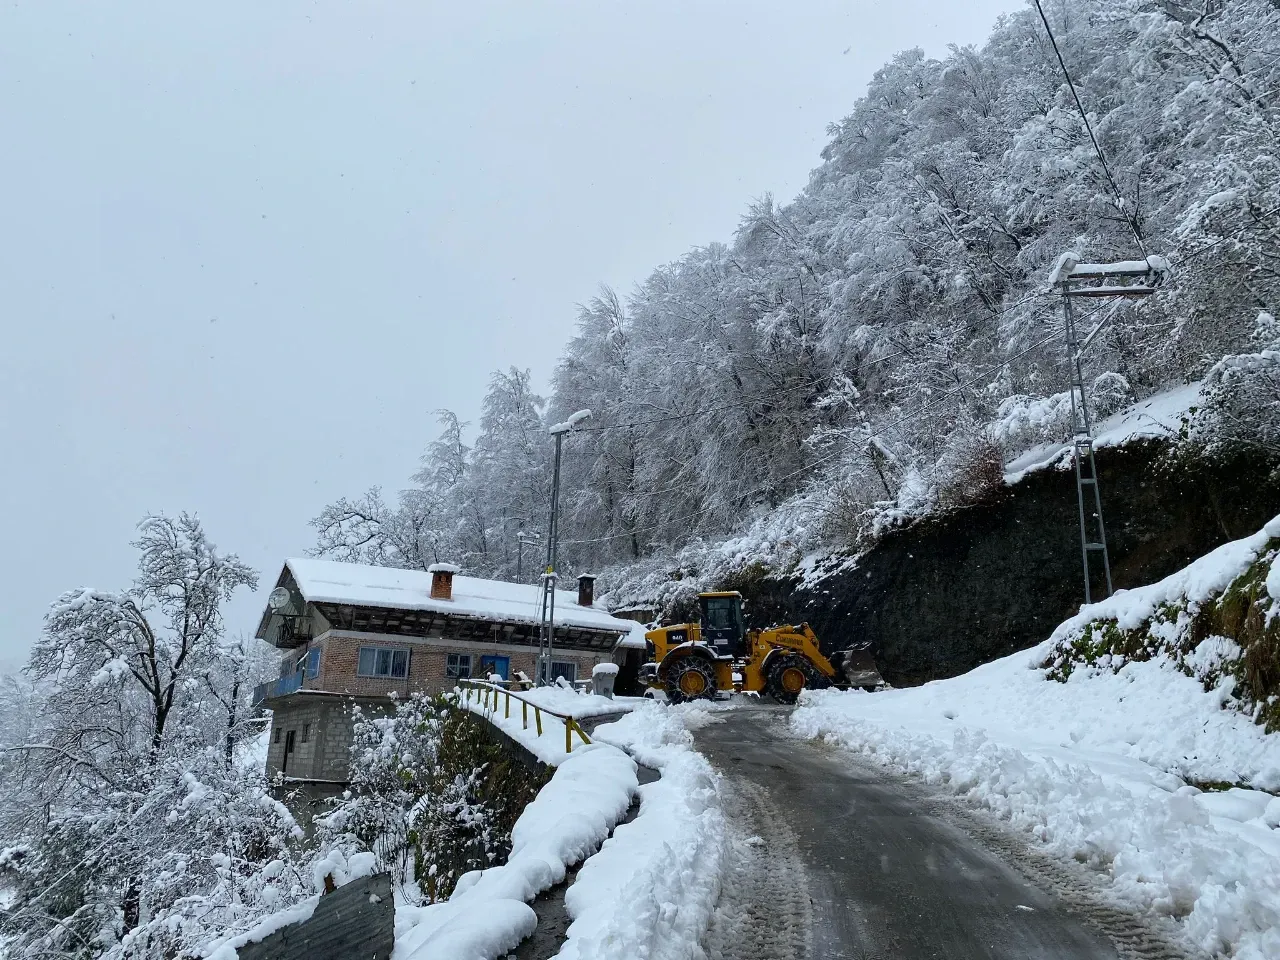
xmin=1173 ymin=316 xmax=1280 ymax=470
xmin=993 ymin=373 xmax=1131 ymax=454
xmin=320 ymin=694 xmax=550 ymax=903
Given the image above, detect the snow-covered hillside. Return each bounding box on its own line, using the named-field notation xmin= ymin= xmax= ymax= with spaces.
xmin=792 ymin=516 xmax=1280 ymax=960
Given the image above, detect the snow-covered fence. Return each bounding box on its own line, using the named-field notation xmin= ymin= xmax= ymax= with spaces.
xmin=456 ymin=680 xmax=595 ymax=756
xmin=234 ymin=872 xmax=393 ymax=960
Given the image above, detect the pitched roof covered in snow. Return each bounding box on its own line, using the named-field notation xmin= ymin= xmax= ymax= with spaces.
xmin=277 ymin=557 xmax=635 ymax=636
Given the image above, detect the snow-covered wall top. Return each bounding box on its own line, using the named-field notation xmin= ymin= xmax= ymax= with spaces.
xmin=285 ymin=558 xmax=635 ymax=635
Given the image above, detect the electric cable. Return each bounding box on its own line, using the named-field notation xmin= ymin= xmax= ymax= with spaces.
xmin=1032 ymin=0 xmax=1147 ymax=256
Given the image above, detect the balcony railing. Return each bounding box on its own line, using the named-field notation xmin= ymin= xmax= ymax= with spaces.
xmin=252 ymin=670 xmax=304 ymax=708
xmin=271 ymin=615 xmax=313 ymax=649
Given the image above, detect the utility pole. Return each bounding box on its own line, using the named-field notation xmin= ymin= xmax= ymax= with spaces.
xmin=515 ymin=530 xmax=541 ymax=583
xmin=537 ymin=409 xmax=592 ymax=685
xmin=1049 ymin=252 xmax=1167 ymax=604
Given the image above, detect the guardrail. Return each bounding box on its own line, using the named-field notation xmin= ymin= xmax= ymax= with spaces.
xmin=456 ymin=679 xmax=593 ymax=754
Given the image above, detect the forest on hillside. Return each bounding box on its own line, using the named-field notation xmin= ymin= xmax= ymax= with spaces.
xmin=313 ymin=0 xmax=1280 ymax=594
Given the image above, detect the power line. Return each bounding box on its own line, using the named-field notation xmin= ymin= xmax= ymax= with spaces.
xmin=1032 ymin=0 xmax=1147 ymax=256
xmin=561 ymin=327 xmax=1067 ymax=546
xmin=574 ymin=377 xmax=832 ymax=435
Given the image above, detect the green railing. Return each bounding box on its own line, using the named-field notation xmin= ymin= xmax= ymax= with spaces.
xmin=456 ymin=679 xmax=593 ymax=754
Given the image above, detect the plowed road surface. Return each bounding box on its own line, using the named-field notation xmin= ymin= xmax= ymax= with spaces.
xmin=694 ymin=705 xmax=1195 ymax=960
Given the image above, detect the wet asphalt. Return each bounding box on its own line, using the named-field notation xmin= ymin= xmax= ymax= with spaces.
xmin=693 ymin=705 xmax=1123 ymax=960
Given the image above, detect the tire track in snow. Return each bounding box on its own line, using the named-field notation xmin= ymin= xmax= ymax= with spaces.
xmin=913 ymin=786 xmax=1206 ymax=960
xmin=703 ymin=776 xmax=813 ymax=960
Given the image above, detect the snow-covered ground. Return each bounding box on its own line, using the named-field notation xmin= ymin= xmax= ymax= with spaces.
xmin=791 ymin=520 xmax=1280 ymax=960
xmin=1004 ymin=381 xmax=1201 ymax=483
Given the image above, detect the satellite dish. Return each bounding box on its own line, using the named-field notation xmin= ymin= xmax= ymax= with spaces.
xmin=267 ymin=587 xmax=292 ymax=611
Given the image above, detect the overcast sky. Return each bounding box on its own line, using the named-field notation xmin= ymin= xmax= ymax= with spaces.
xmin=0 ymin=0 xmax=1019 ymax=669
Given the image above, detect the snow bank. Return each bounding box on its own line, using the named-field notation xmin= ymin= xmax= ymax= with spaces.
xmin=557 ymin=701 xmax=726 ymax=960
xmin=1048 ymin=514 xmax=1280 ymax=640
xmin=456 ymin=685 xmax=636 ymax=766
xmin=394 ymin=744 xmax=639 ymax=960
xmin=791 ymin=533 xmax=1280 ymax=960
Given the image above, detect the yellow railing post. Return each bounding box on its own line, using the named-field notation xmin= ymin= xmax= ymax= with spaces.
xmin=522 ymin=700 xmax=528 ymax=729
xmin=535 ymin=707 xmax=543 ymax=736
xmin=504 ymin=691 xmax=510 ymax=719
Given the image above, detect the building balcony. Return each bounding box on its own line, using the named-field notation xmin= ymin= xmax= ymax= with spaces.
xmin=269 ymin=615 xmax=313 ymax=649
xmin=252 ymin=670 xmax=304 ymax=708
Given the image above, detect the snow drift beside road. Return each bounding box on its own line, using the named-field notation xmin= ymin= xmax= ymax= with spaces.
xmin=561 ymin=701 xmax=726 ymax=960
xmin=792 ymin=522 xmax=1280 ymax=960
xmin=394 ymin=743 xmax=639 ymax=960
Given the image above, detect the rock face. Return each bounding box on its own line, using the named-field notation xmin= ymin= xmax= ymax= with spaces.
xmin=742 ymin=441 xmax=1280 ymax=686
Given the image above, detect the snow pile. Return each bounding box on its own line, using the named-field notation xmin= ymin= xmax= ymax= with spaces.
xmin=791 ymin=524 xmax=1280 ymax=960
xmin=394 ymin=744 xmax=639 ymax=960
xmin=456 ymin=685 xmax=637 ymax=766
xmin=558 ymin=701 xmax=726 ymax=960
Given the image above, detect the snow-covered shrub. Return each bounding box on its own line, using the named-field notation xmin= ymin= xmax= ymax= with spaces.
xmin=1174 ymin=317 xmax=1280 ymax=469
xmin=320 ymin=695 xmax=550 ymax=903
xmin=992 ymin=373 xmax=1131 ymax=454
xmin=934 ymin=427 xmax=1004 ymax=512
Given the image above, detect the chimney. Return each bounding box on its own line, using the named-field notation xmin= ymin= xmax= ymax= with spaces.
xmin=428 ymin=563 xmax=460 ymax=600
xmin=577 ymin=573 xmax=597 ymax=607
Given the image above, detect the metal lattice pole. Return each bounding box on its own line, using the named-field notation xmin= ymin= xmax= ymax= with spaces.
xmin=1062 ymin=281 xmax=1114 ymax=604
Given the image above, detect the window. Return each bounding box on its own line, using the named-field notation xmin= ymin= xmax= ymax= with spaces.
xmin=548 ymin=660 xmax=577 ymax=683
xmin=304 ymin=648 xmax=320 ymax=679
xmin=357 ymin=646 xmax=409 ymax=678
xmin=446 ymin=653 xmax=472 ymax=678
xmin=301 ymin=722 xmax=311 ymax=743
xmin=273 ymin=727 xmax=281 ymax=744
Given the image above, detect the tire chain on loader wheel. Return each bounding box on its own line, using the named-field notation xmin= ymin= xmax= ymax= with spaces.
xmin=765 ymin=653 xmax=827 ymax=705
xmin=665 ymin=657 xmax=718 ymax=704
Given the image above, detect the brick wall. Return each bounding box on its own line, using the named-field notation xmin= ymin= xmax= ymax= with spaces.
xmin=315 ymin=633 xmax=614 ymax=698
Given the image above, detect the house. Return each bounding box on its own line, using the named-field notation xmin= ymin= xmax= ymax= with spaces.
xmin=252 ymin=557 xmax=641 ymax=790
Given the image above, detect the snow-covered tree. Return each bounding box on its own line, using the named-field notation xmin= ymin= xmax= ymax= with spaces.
xmin=0 ymin=514 xmax=294 ymax=960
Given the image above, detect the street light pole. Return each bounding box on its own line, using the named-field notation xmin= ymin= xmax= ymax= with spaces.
xmin=537 ymin=409 xmax=591 ymax=685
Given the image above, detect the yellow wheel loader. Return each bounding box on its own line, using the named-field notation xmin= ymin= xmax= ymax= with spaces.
xmin=639 ymin=591 xmax=883 ymax=704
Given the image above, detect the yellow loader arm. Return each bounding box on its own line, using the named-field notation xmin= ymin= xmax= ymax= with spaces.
xmin=755 ymin=623 xmax=838 ymax=678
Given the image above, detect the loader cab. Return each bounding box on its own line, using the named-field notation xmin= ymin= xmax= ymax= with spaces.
xmin=699 ymin=592 xmax=746 ymax=657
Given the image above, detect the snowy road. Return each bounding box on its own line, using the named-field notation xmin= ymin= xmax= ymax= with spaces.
xmin=694 ymin=705 xmax=1187 ymax=960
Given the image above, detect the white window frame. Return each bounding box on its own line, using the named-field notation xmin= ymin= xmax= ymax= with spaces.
xmin=445 ymin=653 xmax=472 ymax=679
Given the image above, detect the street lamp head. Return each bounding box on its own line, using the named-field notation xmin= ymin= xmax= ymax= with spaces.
xmin=549 ymin=409 xmax=593 ymax=435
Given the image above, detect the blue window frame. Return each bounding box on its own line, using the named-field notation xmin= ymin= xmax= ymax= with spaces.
xmin=304 ymin=648 xmax=320 ymax=679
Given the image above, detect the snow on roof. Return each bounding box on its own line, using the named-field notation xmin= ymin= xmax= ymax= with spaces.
xmin=283 ymin=557 xmax=634 ymax=635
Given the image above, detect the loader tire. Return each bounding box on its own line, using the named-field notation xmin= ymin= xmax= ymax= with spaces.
xmin=766 ymin=654 xmax=823 ymax=705
xmin=665 ymin=658 xmax=718 ymax=704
